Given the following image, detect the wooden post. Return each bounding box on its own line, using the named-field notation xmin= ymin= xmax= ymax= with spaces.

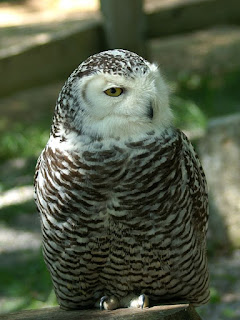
xmin=100 ymin=0 xmax=146 ymax=57
xmin=0 ymin=304 xmax=203 ymax=320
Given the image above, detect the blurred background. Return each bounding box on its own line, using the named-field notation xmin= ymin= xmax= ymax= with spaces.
xmin=0 ymin=1 xmax=240 ymax=319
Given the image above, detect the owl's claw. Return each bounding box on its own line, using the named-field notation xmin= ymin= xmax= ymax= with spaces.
xmin=120 ymin=293 xmax=149 ymax=308
xmin=99 ymin=295 xmax=120 ymax=310
xmin=99 ymin=294 xmax=148 ymax=310
xmin=99 ymin=296 xmax=108 ymax=310
xmin=139 ymin=294 xmax=146 ymax=309
xmin=134 ymin=294 xmax=149 ymax=309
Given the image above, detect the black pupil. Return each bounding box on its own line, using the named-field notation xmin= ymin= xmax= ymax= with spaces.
xmin=110 ymin=88 xmax=117 ymax=94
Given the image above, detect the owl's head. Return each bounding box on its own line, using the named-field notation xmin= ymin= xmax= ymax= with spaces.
xmin=55 ymin=49 xmax=173 ymax=140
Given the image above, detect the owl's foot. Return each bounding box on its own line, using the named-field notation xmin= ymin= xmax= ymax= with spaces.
xmin=99 ymin=293 xmax=149 ymax=310
xmin=99 ymin=295 xmax=120 ymax=310
xmin=120 ymin=293 xmax=149 ymax=309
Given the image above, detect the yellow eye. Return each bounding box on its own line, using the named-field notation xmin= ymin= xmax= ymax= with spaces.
xmin=104 ymin=87 xmax=123 ymax=97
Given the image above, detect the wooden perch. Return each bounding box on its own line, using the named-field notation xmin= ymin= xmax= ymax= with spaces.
xmin=0 ymin=304 xmax=202 ymax=320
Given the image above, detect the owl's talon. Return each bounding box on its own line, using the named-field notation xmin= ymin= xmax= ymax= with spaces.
xmin=139 ymin=294 xmax=146 ymax=309
xmin=100 ymin=296 xmax=108 ymax=310
xmin=99 ymin=295 xmax=120 ymax=310
xmin=137 ymin=294 xmax=149 ymax=309
xmin=121 ymin=293 xmax=149 ymax=308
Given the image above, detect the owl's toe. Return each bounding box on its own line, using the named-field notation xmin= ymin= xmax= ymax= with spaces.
xmin=120 ymin=293 xmax=149 ymax=308
xmin=139 ymin=294 xmax=149 ymax=309
xmin=130 ymin=294 xmax=149 ymax=309
xmin=99 ymin=295 xmax=120 ymax=310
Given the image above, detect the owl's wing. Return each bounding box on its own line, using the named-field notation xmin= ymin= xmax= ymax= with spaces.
xmin=179 ymin=130 xmax=208 ymax=238
xmin=34 ymin=146 xmax=108 ymax=309
xmin=34 ymin=152 xmax=41 ymax=185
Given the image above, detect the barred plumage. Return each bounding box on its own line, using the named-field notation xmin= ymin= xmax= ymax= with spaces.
xmin=34 ymin=49 xmax=209 ymax=310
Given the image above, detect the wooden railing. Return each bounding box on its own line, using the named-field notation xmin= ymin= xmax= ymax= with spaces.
xmin=1 ymin=0 xmax=240 ymax=96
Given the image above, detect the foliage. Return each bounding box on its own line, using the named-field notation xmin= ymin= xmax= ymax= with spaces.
xmin=0 ymin=125 xmax=49 ymax=162
xmin=209 ymin=287 xmax=221 ymax=304
xmin=171 ymin=95 xmax=207 ymax=131
xmin=174 ymin=71 xmax=240 ymax=118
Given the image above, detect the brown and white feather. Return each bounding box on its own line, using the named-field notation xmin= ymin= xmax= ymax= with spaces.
xmin=34 ymin=49 xmax=209 ymax=310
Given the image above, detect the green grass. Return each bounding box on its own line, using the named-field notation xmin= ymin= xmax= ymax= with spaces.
xmin=0 ymin=200 xmax=36 ymax=226
xmin=0 ymin=198 xmax=57 ymax=313
xmin=221 ymin=308 xmax=238 ymax=318
xmin=0 ymin=156 xmax=37 ymax=193
xmin=0 ymin=125 xmax=49 ymax=162
xmin=0 ymin=249 xmax=57 ymax=314
xmin=1 ymin=69 xmax=240 ymax=314
xmin=173 ymin=71 xmax=240 ymax=118
xmin=209 ymin=287 xmax=221 ymax=304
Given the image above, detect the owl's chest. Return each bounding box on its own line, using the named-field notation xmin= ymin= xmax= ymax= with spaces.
xmin=38 ymin=133 xmax=186 ymax=237
xmin=78 ymin=143 xmax=163 ymax=192
xmin=40 ymin=132 xmax=181 ymax=216
xmin=75 ymin=141 xmax=179 ymax=210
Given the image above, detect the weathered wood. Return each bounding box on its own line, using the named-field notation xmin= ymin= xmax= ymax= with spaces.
xmin=0 ymin=20 xmax=103 ymax=97
xmin=100 ymin=0 xmax=146 ymax=57
xmin=2 ymin=0 xmax=240 ymax=97
xmin=0 ymin=304 xmax=202 ymax=320
xmin=147 ymin=0 xmax=240 ymax=37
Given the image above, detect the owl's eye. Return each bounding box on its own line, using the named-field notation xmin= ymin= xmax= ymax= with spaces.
xmin=104 ymin=87 xmax=123 ymax=97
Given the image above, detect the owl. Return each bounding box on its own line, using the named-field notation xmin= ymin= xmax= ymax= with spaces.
xmin=34 ymin=49 xmax=210 ymax=310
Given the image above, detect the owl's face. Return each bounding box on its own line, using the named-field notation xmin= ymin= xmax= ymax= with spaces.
xmin=57 ymin=50 xmax=173 ymax=139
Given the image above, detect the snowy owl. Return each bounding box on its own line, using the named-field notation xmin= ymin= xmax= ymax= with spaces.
xmin=34 ymin=49 xmax=209 ymax=310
